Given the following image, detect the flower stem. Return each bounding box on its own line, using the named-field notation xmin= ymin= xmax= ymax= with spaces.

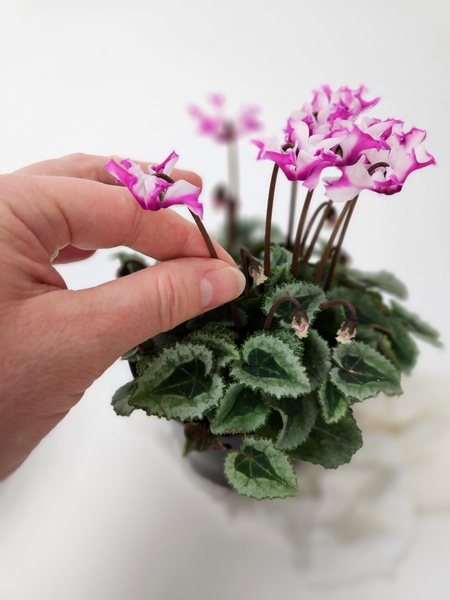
xmin=240 ymin=247 xmax=252 ymax=298
xmin=312 ymin=201 xmax=352 ymax=285
xmin=286 ymin=181 xmax=298 ymax=250
xmin=263 ymin=295 xmax=307 ymax=331
xmin=298 ymin=201 xmax=329 ymax=258
xmin=323 ymin=196 xmax=358 ymax=291
xmin=263 ymin=163 xmax=280 ymax=277
xmin=290 ymin=189 xmax=314 ymax=278
xmin=320 ymin=299 xmax=357 ymax=321
xmin=226 ymin=137 xmax=240 ymax=256
xmin=301 ymin=200 xmax=333 ymax=266
xmin=188 ymin=209 xmax=218 ymax=259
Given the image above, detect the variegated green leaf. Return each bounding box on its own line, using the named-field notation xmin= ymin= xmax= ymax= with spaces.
xmin=302 ymin=329 xmax=331 ymax=391
xmin=391 ymin=300 xmax=442 ymax=347
xmin=230 ymin=332 xmax=311 ymax=399
xmin=224 ymin=437 xmax=298 ymax=499
xmin=263 ymin=392 xmax=318 ymax=451
xmin=317 ymin=377 xmax=350 ymax=423
xmin=130 ymin=343 xmax=224 ymax=421
xmin=329 ymin=341 xmax=402 ymax=401
xmin=211 ymin=384 xmax=270 ymax=435
xmin=186 ymin=331 xmax=239 ymax=369
xmin=289 ymin=410 xmax=362 ymax=468
xmin=262 ymin=281 xmax=326 ymax=328
xmin=343 ymin=268 xmax=408 ymax=299
xmin=112 ymin=380 xmax=136 ymax=417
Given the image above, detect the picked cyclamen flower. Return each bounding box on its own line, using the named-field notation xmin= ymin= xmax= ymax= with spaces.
xmin=336 ymin=319 xmax=358 ymax=344
xmin=104 ymin=152 xmax=203 ymax=218
xmin=188 ymin=93 xmax=263 ymax=143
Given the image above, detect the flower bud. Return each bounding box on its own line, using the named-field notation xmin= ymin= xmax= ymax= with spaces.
xmin=336 ymin=319 xmax=358 ymax=344
xmin=292 ymin=311 xmax=309 ymax=339
xmin=248 ymin=261 xmax=268 ymax=285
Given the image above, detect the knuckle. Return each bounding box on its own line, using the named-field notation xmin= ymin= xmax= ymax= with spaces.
xmin=151 ymin=269 xmax=190 ymax=333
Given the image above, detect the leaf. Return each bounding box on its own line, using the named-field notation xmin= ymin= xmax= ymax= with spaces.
xmin=262 ymin=281 xmax=327 ymax=328
xmin=289 ymin=410 xmax=362 ymax=468
xmin=183 ymin=421 xmax=227 ymax=455
xmin=224 ymin=437 xmax=298 ymax=499
xmin=186 ymin=304 xmax=247 ymax=331
xmin=255 ymin=410 xmax=283 ymax=441
xmin=327 ymin=286 xmax=390 ymax=329
xmin=111 ymin=381 xmax=136 ymax=417
xmin=186 ymin=330 xmax=239 ymax=369
xmin=130 ymin=343 xmax=224 ymax=421
xmin=210 ymin=384 xmax=271 ymax=435
xmin=329 ymin=341 xmax=402 ymax=401
xmin=343 ymin=268 xmax=408 ymax=299
xmin=266 ymin=262 xmax=296 ymax=290
xmin=302 ymin=329 xmax=331 ymax=391
xmin=391 ymin=300 xmax=442 ymax=347
xmin=269 ymin=243 xmax=293 ymax=267
xmin=384 ymin=316 xmax=419 ymax=374
xmin=271 ymin=329 xmax=305 ymax=360
xmin=230 ymin=332 xmax=311 ymax=399
xmin=263 ymin=392 xmax=318 ymax=451
xmin=317 ymin=377 xmax=350 ymax=423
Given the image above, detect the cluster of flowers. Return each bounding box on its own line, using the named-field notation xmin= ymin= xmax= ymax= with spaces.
xmin=254 ymin=85 xmax=435 ymax=202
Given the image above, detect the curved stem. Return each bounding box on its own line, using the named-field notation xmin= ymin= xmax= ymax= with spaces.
xmin=286 ymin=181 xmax=298 ymax=250
xmin=312 ymin=200 xmax=353 ymax=285
xmin=320 ymin=299 xmax=357 ymax=321
xmin=290 ymin=189 xmax=314 ymax=278
xmin=324 ymin=196 xmax=358 ymax=291
xmin=301 ymin=200 xmax=333 ymax=266
xmin=263 ymin=163 xmax=280 ymax=277
xmin=263 ymin=295 xmax=307 ymax=331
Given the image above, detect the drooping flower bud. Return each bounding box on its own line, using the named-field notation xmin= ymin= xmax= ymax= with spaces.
xmin=248 ymin=261 xmax=268 ymax=285
xmin=336 ymin=319 xmax=358 ymax=344
xmin=291 ymin=310 xmax=309 ymax=339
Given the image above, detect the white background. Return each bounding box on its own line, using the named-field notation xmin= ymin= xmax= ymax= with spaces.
xmin=1 ymin=1 xmax=450 ymax=598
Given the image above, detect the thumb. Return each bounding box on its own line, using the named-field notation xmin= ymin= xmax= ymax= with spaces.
xmin=51 ymin=257 xmax=246 ymax=387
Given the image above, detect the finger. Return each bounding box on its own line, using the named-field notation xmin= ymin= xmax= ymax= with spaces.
xmin=16 ymin=258 xmax=246 ymax=399
xmin=52 ymin=247 xmax=96 ymax=264
xmin=12 ymin=152 xmax=202 ymax=188
xmin=5 ymin=173 xmax=232 ymax=266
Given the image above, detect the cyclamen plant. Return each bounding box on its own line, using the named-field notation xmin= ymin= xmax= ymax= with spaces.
xmin=110 ymin=86 xmax=440 ymax=500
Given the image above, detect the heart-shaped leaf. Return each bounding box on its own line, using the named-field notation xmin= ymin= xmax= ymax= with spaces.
xmin=130 ymin=343 xmax=224 ymax=421
xmin=230 ymin=332 xmax=311 ymax=399
xmin=211 ymin=384 xmax=271 ymax=435
xmin=263 ymin=392 xmax=318 ymax=451
xmin=317 ymin=377 xmax=350 ymax=423
xmin=289 ymin=410 xmax=362 ymax=468
xmin=329 ymin=341 xmax=402 ymax=401
xmin=224 ymin=437 xmax=298 ymax=499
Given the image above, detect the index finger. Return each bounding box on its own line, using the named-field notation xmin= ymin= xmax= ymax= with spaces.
xmin=3 ymin=170 xmax=231 ymax=266
xmin=12 ymin=152 xmax=202 ymax=189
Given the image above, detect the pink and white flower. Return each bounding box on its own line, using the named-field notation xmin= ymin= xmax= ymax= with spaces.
xmin=104 ymin=151 xmax=203 ymax=218
xmin=253 ymin=120 xmax=339 ymax=189
xmin=289 ymin=85 xmax=380 ymax=136
xmin=324 ymin=124 xmax=436 ymax=202
xmin=188 ymin=94 xmax=263 ymax=143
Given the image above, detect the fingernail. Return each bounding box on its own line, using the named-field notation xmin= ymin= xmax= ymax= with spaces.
xmin=201 ymin=267 xmax=246 ymax=309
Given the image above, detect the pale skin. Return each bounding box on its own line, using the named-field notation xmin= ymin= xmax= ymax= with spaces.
xmin=0 ymin=153 xmax=246 ymax=481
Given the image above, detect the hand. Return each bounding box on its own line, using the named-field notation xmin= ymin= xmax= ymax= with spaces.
xmin=0 ymin=153 xmax=245 ymax=480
